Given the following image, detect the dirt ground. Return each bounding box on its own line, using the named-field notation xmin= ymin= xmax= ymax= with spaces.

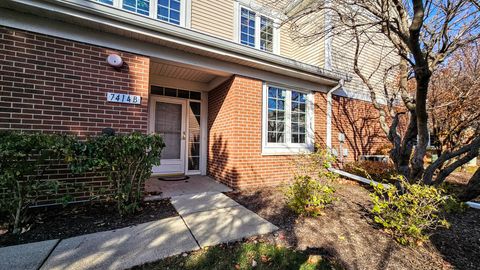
xmin=445 ymin=171 xmax=480 ymax=202
xmin=0 ymin=199 xmax=177 ymax=247
xmin=227 ymin=179 xmax=480 ymax=270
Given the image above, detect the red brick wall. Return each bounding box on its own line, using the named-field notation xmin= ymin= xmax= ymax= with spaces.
xmin=208 ymin=75 xmax=390 ymax=189
xmin=0 ymin=27 xmax=150 ymax=136
xmin=207 ymin=75 xmax=296 ymax=189
xmin=0 ymin=27 xmax=150 ymax=204
xmin=315 ymin=94 xmax=390 ymax=164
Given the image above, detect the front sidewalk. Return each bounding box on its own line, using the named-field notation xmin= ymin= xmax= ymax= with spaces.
xmin=0 ymin=193 xmax=278 ymax=270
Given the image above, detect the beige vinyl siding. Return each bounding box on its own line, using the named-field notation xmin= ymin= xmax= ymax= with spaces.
xmin=331 ymin=29 xmax=397 ymax=98
xmin=280 ymin=25 xmax=293 ymax=59
xmin=191 ymin=0 xmax=234 ymax=40
xmin=280 ymin=14 xmax=325 ymax=67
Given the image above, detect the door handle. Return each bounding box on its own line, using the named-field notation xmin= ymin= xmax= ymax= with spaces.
xmin=182 ymin=131 xmax=186 ymax=140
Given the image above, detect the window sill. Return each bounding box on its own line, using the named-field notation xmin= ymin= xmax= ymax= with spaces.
xmin=261 ymin=146 xmax=313 ymax=156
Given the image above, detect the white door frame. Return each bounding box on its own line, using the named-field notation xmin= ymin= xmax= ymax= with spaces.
xmin=149 ymin=96 xmax=187 ymax=175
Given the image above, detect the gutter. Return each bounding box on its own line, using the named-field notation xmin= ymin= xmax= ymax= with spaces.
xmin=326 ymin=79 xmax=344 ymax=149
xmin=329 ymin=168 xmax=480 ymax=210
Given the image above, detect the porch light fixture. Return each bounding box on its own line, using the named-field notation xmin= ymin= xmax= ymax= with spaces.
xmin=107 ymin=54 xmax=123 ymax=68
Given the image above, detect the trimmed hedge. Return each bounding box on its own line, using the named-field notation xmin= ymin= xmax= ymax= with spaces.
xmin=0 ymin=131 xmax=164 ymax=234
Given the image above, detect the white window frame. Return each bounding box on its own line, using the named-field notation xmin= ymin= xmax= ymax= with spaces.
xmin=262 ymin=82 xmax=314 ymax=155
xmin=95 ymin=0 xmax=191 ymax=28
xmin=234 ymin=2 xmax=280 ymax=54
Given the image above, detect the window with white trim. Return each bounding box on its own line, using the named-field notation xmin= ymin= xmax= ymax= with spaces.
xmin=93 ymin=0 xmax=188 ymax=26
xmin=260 ymin=16 xmax=274 ymax=52
xmin=291 ymin=91 xmax=307 ymax=143
xmin=237 ymin=6 xmax=278 ymax=53
xmin=263 ymin=84 xmax=314 ymax=154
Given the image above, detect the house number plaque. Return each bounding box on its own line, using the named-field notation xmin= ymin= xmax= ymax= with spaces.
xmin=107 ymin=92 xmax=141 ymax=104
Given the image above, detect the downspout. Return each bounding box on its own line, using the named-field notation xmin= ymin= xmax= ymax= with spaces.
xmin=326 ymin=79 xmax=344 ymax=150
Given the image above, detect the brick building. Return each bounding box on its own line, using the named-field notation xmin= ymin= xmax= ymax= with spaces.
xmin=0 ymin=0 xmax=389 ymax=194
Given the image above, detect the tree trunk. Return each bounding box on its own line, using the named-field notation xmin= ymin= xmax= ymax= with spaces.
xmin=398 ymin=111 xmax=418 ymax=179
xmin=410 ymin=70 xmax=431 ymax=181
xmin=459 ymin=167 xmax=480 ymax=201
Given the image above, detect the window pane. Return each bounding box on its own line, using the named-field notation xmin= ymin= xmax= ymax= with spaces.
xmin=188 ymin=101 xmax=201 ymax=171
xmin=155 ymin=102 xmax=182 ymax=159
xmin=268 ymin=132 xmax=276 ymax=143
xmin=188 ymin=157 xmax=200 ymax=170
xmin=260 ymin=16 xmax=274 ymax=52
xmin=157 ymin=0 xmax=181 ymax=25
xmin=240 ymin=8 xmax=255 ymax=47
xmin=292 ymin=123 xmax=299 ymax=133
xmin=268 ymin=121 xmax=276 ymax=132
xmin=277 ymin=111 xmax=284 ymax=121
xmin=171 ymin=0 xmax=180 ymax=10
xmin=123 ymin=0 xmax=150 ymax=16
xmin=268 ymin=88 xmax=277 ymax=98
xmin=159 ymin=7 xmax=169 ymax=18
xmin=291 ymin=91 xmax=307 ymax=144
xmin=299 ymin=134 xmax=305 ymax=143
xmin=268 ymin=99 xmax=276 ymax=110
xmin=277 ymin=100 xmax=285 ymax=110
xmin=268 ymin=110 xmax=276 ymax=119
xmin=292 ymin=134 xmax=299 ymax=143
xmin=266 ymin=86 xmax=286 ymax=143
xmin=277 ymin=132 xmax=284 ymax=142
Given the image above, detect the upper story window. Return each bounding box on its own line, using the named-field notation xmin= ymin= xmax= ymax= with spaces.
xmin=93 ymin=0 xmax=188 ymax=26
xmin=262 ymin=84 xmax=314 ymax=155
xmin=260 ymin=16 xmax=274 ymax=52
xmin=236 ymin=5 xmax=279 ymax=54
xmin=240 ymin=8 xmax=256 ymax=47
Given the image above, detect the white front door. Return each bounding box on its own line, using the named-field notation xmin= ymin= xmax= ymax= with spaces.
xmin=150 ymin=96 xmax=187 ymax=175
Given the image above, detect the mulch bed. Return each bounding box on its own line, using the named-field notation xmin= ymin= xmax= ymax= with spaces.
xmin=0 ymin=199 xmax=177 ymax=248
xmin=226 ymin=179 xmax=480 ymax=270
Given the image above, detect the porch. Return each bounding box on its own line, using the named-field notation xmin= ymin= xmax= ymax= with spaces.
xmin=145 ymin=175 xmax=231 ymax=199
xmin=148 ymin=58 xmax=231 ymax=178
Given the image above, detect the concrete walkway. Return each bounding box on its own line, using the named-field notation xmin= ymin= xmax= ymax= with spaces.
xmin=0 ymin=192 xmax=278 ymax=270
xmin=171 ymin=192 xmax=278 ymax=248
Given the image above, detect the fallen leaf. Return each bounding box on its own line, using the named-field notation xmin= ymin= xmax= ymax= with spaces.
xmin=308 ymin=255 xmax=322 ymax=264
xmin=261 ymin=255 xmax=270 ymax=262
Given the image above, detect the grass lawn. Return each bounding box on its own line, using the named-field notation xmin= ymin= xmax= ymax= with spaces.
xmin=133 ymin=242 xmax=341 ymax=270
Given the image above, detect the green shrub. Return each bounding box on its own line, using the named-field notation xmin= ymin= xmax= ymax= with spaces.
xmin=284 ymin=148 xmax=338 ymax=216
xmin=284 ymin=175 xmax=336 ymax=216
xmin=344 ymin=160 xmax=397 ymax=183
xmin=68 ymin=132 xmax=164 ymax=216
xmin=370 ymin=177 xmax=458 ymax=246
xmin=0 ymin=131 xmax=74 ymax=234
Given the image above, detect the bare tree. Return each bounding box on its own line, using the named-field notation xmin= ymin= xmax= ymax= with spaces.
xmin=262 ymin=0 xmax=480 ymax=190
xmin=423 ymin=43 xmax=480 ymax=185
